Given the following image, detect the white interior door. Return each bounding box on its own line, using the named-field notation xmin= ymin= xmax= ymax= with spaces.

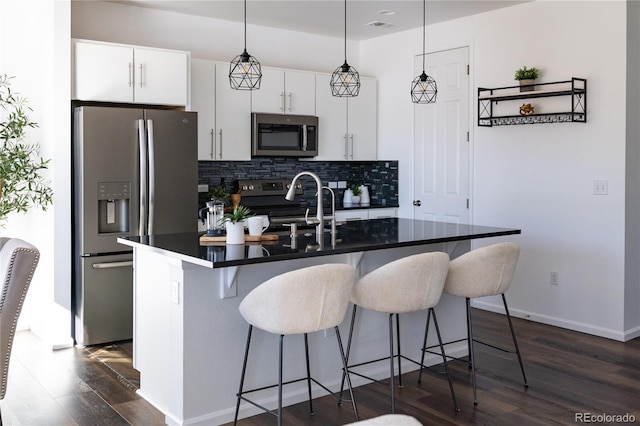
xmin=413 ymin=47 xmax=470 ymax=224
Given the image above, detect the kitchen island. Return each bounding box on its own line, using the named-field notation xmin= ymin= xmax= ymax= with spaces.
xmin=118 ymin=218 xmax=520 ymax=426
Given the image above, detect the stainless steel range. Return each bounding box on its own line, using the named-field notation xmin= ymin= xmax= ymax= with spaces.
xmin=237 ymin=178 xmax=307 ymax=226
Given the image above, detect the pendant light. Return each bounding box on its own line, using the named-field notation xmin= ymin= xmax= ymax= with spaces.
xmin=411 ymin=0 xmax=437 ymax=104
xmin=330 ymin=0 xmax=360 ymax=97
xmin=229 ymin=0 xmax=262 ymax=90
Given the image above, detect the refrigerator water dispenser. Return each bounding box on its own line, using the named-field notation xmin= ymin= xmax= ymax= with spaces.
xmin=98 ymin=182 xmax=130 ymax=233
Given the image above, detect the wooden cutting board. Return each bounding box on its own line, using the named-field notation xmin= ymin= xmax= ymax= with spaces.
xmin=199 ymin=233 xmax=279 ymax=244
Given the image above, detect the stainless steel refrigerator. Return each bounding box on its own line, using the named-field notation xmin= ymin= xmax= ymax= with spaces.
xmin=72 ymin=106 xmax=197 ymax=346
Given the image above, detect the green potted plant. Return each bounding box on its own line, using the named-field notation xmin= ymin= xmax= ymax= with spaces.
xmin=351 ymin=184 xmax=362 ymax=204
xmin=0 ymin=75 xmax=53 ymax=224
xmin=221 ymin=205 xmax=254 ymax=244
xmin=208 ymin=184 xmax=230 ymax=206
xmin=514 ymin=66 xmax=540 ymax=92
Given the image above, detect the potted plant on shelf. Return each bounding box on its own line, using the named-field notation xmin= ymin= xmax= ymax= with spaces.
xmin=351 ymin=185 xmax=362 ymax=204
xmin=221 ymin=205 xmax=254 ymax=244
xmin=514 ymin=66 xmax=540 ymax=92
xmin=0 ymin=74 xmax=53 ymax=225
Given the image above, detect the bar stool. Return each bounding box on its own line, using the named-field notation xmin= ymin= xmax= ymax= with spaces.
xmin=234 ymin=263 xmax=359 ymax=425
xmin=340 ymin=252 xmax=459 ymax=414
xmin=423 ymin=242 xmax=527 ymax=405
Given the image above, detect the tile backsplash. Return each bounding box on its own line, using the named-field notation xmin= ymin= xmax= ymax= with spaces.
xmin=198 ymin=159 xmax=399 ymax=209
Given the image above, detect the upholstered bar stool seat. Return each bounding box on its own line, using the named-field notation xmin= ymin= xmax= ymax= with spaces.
xmin=344 ymin=414 xmax=423 ymax=425
xmin=0 ymin=238 xmax=40 ymax=424
xmin=234 ymin=263 xmax=358 ymax=425
xmin=340 ymin=252 xmax=458 ymax=414
xmin=427 ymin=242 xmax=527 ymax=405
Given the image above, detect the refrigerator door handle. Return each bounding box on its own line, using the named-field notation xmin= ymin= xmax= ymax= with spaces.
xmin=138 ymin=119 xmax=147 ymax=236
xmin=92 ymin=261 xmax=134 ymax=269
xmin=147 ymin=119 xmax=156 ymax=236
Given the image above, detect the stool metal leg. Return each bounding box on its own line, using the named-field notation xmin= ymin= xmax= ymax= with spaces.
xmin=502 ymin=294 xmax=528 ymax=388
xmin=304 ymin=333 xmax=314 ymax=415
xmin=430 ymin=308 xmax=460 ymax=412
xmin=234 ymin=325 xmax=253 ymax=425
xmin=388 ymin=313 xmax=395 ymax=413
xmin=338 ymin=304 xmax=358 ymax=405
xmin=396 ymin=313 xmax=403 ymax=388
xmin=278 ymin=334 xmax=284 ymax=426
xmin=335 ymin=326 xmax=359 ymax=421
xmin=418 ymin=308 xmax=432 ymax=384
xmin=466 ymin=298 xmax=478 ymax=405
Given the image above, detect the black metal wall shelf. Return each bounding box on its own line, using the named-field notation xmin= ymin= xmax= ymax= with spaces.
xmin=478 ymin=78 xmax=587 ymax=127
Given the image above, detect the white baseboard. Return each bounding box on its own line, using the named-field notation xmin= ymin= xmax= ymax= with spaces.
xmin=472 ymin=300 xmax=635 ymax=342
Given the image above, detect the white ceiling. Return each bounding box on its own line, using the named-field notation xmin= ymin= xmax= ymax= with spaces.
xmin=111 ymin=0 xmax=530 ymax=41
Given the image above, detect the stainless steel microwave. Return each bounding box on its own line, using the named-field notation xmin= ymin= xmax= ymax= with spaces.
xmin=251 ymin=113 xmax=318 ymax=157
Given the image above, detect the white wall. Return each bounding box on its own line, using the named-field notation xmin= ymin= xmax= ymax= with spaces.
xmin=0 ymin=0 xmax=73 ymax=347
xmin=362 ymin=1 xmax=636 ymax=340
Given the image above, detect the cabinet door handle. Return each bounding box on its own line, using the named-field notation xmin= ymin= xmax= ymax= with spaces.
xmin=139 ymin=63 xmax=144 ymax=87
xmin=413 ymin=200 xmax=422 ymax=207
xmin=210 ymin=129 xmax=214 ymax=159
xmin=344 ymin=134 xmax=348 ymax=159
xmin=218 ymin=129 xmax=223 ymax=159
xmin=280 ymin=92 xmax=285 ymax=112
xmin=349 ymin=134 xmax=354 ymax=159
xmin=128 ymin=62 xmax=133 ymax=87
xmin=287 ymin=92 xmax=293 ymax=112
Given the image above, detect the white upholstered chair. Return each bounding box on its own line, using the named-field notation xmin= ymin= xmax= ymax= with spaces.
xmin=433 ymin=242 xmax=527 ymax=405
xmin=0 ymin=238 xmax=40 ymax=425
xmin=340 ymin=252 xmax=458 ymax=414
xmin=234 ymin=263 xmax=358 ymax=425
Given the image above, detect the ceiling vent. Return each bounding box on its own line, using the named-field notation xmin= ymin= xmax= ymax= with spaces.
xmin=365 ymin=21 xmax=395 ymax=28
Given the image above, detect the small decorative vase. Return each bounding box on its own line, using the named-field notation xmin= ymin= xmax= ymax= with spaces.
xmin=225 ymin=221 xmax=246 ymax=244
xmin=351 ymin=195 xmax=361 ymax=204
xmin=519 ymin=79 xmax=535 ymax=92
xmin=230 ymin=193 xmax=242 ymax=209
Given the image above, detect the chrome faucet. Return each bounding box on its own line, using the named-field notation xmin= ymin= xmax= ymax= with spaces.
xmin=285 ymin=171 xmax=324 ymax=227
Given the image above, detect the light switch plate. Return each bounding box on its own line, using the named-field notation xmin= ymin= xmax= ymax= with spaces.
xmin=338 ymin=181 xmax=347 ymax=189
xmin=171 ymin=281 xmax=180 ymax=304
xmin=198 ymin=184 xmax=209 ymax=193
xmin=593 ymin=180 xmax=608 ymax=195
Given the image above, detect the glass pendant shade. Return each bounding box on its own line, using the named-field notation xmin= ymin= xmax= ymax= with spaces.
xmin=411 ymin=71 xmax=437 ymax=104
xmin=331 ymin=61 xmax=360 ymax=97
xmin=229 ymin=49 xmax=262 ymax=90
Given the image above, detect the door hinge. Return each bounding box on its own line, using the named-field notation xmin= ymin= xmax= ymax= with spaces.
xmin=466 ymin=198 xmax=469 ymax=209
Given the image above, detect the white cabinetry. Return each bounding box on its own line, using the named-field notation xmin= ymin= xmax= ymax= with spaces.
xmin=314 ymin=75 xmax=377 ymax=161
xmin=190 ymin=59 xmax=251 ymax=161
xmin=335 ymin=208 xmax=396 ymax=222
xmin=251 ymin=68 xmax=315 ymax=115
xmin=73 ymin=39 xmax=189 ymax=106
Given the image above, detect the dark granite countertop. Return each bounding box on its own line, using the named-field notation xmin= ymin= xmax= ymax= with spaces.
xmin=119 ymin=218 xmax=520 ymax=269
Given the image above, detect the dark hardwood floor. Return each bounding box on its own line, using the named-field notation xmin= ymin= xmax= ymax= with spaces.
xmin=2 ymin=309 xmax=639 ymax=425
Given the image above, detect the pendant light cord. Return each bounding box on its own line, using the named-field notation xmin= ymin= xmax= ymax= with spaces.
xmin=422 ymin=0 xmax=426 ymax=72
xmin=244 ymin=0 xmax=247 ymax=51
xmin=343 ymin=0 xmax=347 ymax=62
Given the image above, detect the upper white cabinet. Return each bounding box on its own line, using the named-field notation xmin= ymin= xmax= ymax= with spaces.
xmin=314 ymin=74 xmax=377 ymax=161
xmin=190 ymin=59 xmax=216 ymax=160
xmin=190 ymin=59 xmax=251 ymax=161
xmin=73 ymin=39 xmax=189 ymax=106
xmin=251 ymin=68 xmax=316 ymax=115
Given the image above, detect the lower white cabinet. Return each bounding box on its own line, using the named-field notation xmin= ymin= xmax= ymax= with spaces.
xmin=335 ymin=208 xmax=397 ymax=222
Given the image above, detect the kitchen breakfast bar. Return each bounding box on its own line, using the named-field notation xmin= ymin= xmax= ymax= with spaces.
xmin=118 ymin=218 xmax=520 ymax=426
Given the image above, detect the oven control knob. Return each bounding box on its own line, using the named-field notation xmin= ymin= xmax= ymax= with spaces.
xmin=248 ymin=185 xmax=255 ymax=191
xmin=286 ymin=183 xmax=291 ymax=189
xmin=296 ymin=183 xmax=302 ymax=189
xmin=241 ymin=185 xmax=248 ymax=191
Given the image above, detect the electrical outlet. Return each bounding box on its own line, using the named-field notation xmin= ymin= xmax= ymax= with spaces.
xmin=550 ymin=271 xmax=559 ymax=286
xmin=593 ymin=180 xmax=608 ymax=195
xmin=198 ymin=184 xmax=209 ymax=193
xmin=328 ymin=181 xmax=338 ymax=189
xmin=338 ymin=181 xmax=347 ymax=189
xmin=171 ymin=281 xmax=181 ymax=304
